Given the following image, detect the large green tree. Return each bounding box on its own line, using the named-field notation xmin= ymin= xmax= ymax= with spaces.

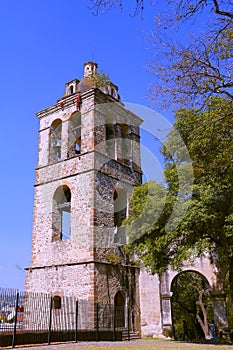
xmin=125 ymin=97 xmax=233 ymax=298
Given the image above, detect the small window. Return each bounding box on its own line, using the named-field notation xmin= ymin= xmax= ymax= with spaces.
xmin=53 ymin=296 xmax=61 ymax=310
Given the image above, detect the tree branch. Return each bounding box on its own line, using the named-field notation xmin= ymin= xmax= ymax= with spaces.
xmin=212 ymin=0 xmax=233 ymax=19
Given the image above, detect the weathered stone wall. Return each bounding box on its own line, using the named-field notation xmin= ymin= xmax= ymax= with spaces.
xmin=24 ymin=264 xmax=96 ymax=330
xmin=25 ymin=263 xmax=95 ymax=298
xmin=139 ymin=268 xmax=162 ymax=337
xmin=30 ymin=171 xmax=95 ymax=268
xmin=94 ymin=262 xmax=141 ymax=331
xmin=26 ymin=75 xmax=143 ymax=336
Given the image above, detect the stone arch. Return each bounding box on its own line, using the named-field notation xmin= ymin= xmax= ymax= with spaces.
xmin=49 ymin=118 xmax=62 ymax=163
xmin=52 ymin=185 xmax=71 ymax=241
xmin=171 ymin=269 xmax=211 ymax=291
xmin=121 ymin=123 xmax=131 ymax=165
xmin=113 ymin=188 xmax=127 ymax=227
xmin=159 ymin=259 xmax=228 ymax=338
xmin=105 ymin=121 xmax=116 ymax=160
xmin=113 ymin=187 xmax=128 ymax=245
xmin=167 ymin=258 xmax=217 ymax=292
xmin=114 ymin=290 xmax=126 ymax=328
xmin=170 ymin=270 xmax=212 ymax=340
xmin=67 ymin=111 xmax=81 ymax=158
xmin=112 ymin=286 xmax=128 ymax=302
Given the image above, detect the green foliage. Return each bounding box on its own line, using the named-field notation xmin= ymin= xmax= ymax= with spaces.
xmin=125 ymin=97 xmax=233 ymax=301
xmin=91 ymin=71 xmax=111 ymax=88
xmin=224 ymin=272 xmax=233 ymax=329
xmin=104 ymin=252 xmax=120 ymax=264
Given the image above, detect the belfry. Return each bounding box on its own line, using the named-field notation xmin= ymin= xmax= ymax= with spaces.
xmin=25 ymin=62 xmax=142 ymax=331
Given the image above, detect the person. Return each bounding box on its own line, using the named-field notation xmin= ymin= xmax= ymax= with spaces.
xmin=182 ymin=319 xmax=189 ymax=340
xmin=210 ymin=320 xmax=216 ymax=340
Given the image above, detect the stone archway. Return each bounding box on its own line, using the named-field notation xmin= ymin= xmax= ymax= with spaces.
xmin=171 ymin=270 xmax=212 ymax=340
xmin=114 ymin=291 xmax=125 ymax=328
xmin=159 ymin=258 xmax=229 ymax=339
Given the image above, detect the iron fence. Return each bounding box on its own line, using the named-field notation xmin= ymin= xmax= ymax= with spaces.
xmin=0 ymin=288 xmax=134 ymax=348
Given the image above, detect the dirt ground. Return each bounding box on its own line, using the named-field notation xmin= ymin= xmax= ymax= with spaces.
xmin=12 ymin=339 xmax=233 ymax=350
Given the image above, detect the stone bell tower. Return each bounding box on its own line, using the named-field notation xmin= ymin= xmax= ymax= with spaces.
xmin=25 ymin=62 xmax=143 ymax=329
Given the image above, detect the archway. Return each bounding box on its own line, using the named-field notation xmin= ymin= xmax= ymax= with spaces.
xmin=52 ymin=185 xmax=71 ymax=241
xmin=113 ymin=188 xmax=127 ymax=245
xmin=49 ymin=119 xmax=62 ymax=163
xmin=68 ymin=111 xmax=81 ymax=157
xmin=114 ymin=291 xmax=125 ymax=328
xmin=171 ymin=271 xmax=213 ymax=340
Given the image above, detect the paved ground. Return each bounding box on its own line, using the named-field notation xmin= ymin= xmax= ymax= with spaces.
xmin=13 ymin=339 xmax=233 ymax=350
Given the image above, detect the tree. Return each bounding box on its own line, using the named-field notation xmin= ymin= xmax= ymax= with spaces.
xmin=89 ymin=0 xmax=146 ymax=16
xmin=125 ymin=97 xmax=233 ymax=298
xmin=148 ymin=6 xmax=233 ymax=109
xmin=171 ymin=271 xmax=213 ymax=340
xmin=89 ymin=1 xmax=233 ymax=109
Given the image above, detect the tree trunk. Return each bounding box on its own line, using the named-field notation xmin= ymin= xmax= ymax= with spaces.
xmin=229 ymin=257 xmax=233 ymax=304
xmin=196 ymin=291 xmax=209 ymax=339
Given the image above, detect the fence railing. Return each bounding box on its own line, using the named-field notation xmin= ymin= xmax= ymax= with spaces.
xmin=0 ymin=288 xmax=135 ymax=348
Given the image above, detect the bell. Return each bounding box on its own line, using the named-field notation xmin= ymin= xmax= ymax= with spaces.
xmin=54 ymin=139 xmax=61 ymax=148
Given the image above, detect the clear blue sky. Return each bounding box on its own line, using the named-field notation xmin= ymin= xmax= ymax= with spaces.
xmin=0 ymin=0 xmax=185 ymax=290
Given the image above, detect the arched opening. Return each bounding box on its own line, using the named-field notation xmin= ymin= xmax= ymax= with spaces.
xmin=114 ymin=291 xmax=125 ymax=328
xmin=106 ymin=123 xmax=116 ymax=160
xmin=113 ymin=188 xmax=127 ymax=227
xmin=70 ymin=85 xmax=73 ymax=94
xmin=171 ymin=271 xmax=213 ymax=340
xmin=121 ymin=124 xmax=131 ymax=165
xmin=113 ymin=188 xmax=127 ymax=245
xmin=53 ymin=296 xmax=62 ymax=310
xmin=49 ymin=119 xmax=62 ymax=163
xmin=67 ymin=112 xmax=81 ymax=158
xmin=75 ymin=136 xmax=81 ymax=154
xmin=52 ymin=185 xmax=71 ymax=241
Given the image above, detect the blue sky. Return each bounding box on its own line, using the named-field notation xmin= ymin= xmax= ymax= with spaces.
xmin=0 ymin=0 xmax=182 ymax=290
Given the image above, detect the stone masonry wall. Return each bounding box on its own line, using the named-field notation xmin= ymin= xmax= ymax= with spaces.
xmin=26 ymin=80 xmax=143 ymax=333
xmin=139 ymin=268 xmax=162 ymax=337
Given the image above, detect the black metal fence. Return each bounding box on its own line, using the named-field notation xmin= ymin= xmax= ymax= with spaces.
xmin=0 ymin=288 xmax=132 ymax=348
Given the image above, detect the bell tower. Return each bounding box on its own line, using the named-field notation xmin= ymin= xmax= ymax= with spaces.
xmin=25 ymin=62 xmax=142 ymax=327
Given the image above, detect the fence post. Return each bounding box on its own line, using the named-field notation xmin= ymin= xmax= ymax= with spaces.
xmin=12 ymin=291 xmax=19 ymax=348
xmin=75 ymin=299 xmax=78 ymax=343
xmin=127 ymin=306 xmax=130 ymax=341
xmin=48 ymin=296 xmax=53 ymax=345
xmin=96 ymin=302 xmax=99 ymax=341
